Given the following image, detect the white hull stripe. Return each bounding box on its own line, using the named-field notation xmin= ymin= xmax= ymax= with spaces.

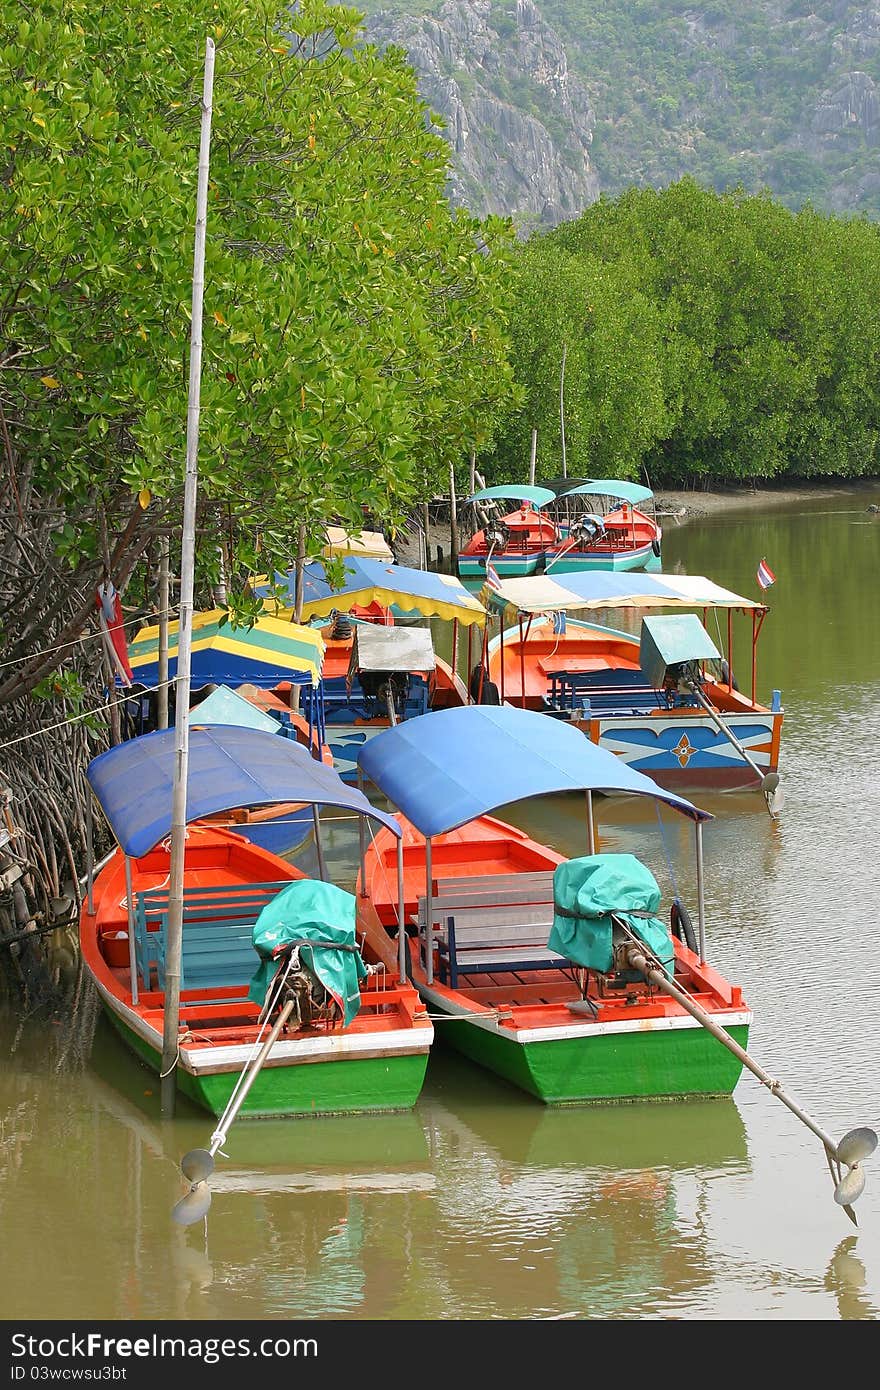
xmin=418 ymin=982 xmax=751 ymax=1044
xmin=92 ymin=973 xmax=432 ymax=1075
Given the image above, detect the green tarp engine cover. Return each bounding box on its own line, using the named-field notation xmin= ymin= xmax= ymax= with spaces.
xmin=548 ymin=853 xmax=673 ymax=977
xmin=247 ymin=879 xmax=368 ymax=1026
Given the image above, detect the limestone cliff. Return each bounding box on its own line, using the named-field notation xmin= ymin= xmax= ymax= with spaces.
xmin=363 ymin=0 xmax=599 ymax=228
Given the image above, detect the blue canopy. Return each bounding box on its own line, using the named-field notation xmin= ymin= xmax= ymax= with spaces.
xmin=88 ymin=726 xmax=401 ymax=858
xmin=357 ymin=705 xmax=710 ymax=837
xmin=561 ymin=480 xmax=655 ymax=505
xmin=255 ymin=556 xmax=485 ymax=626
xmin=465 ymin=485 xmax=556 ymax=509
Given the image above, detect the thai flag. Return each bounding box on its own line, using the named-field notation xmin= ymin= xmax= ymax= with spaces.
xmin=756 ymin=558 xmax=776 ymax=590
xmin=485 ymin=563 xmax=502 ymax=592
xmin=553 ymin=610 xmax=566 ymax=635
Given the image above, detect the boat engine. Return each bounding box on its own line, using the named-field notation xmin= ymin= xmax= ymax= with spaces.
xmin=356 ymin=667 xmax=410 ymax=721
xmin=272 ymin=944 xmax=340 ymax=1029
xmin=484 ymin=518 xmax=510 ymax=554
xmin=267 ymin=941 xmax=380 ymax=1031
xmin=660 ymin=658 xmax=704 ymax=700
xmin=568 ymin=514 xmax=606 ymax=548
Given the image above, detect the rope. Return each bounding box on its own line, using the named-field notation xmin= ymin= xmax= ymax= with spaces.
xmin=0 ymin=676 xmax=177 ymax=752
xmin=0 ymin=605 xmax=178 ymax=673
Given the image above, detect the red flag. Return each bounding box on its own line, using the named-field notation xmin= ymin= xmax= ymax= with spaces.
xmin=96 ymin=578 xmax=134 ymax=686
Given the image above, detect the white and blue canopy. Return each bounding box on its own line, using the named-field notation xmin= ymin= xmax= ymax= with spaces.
xmin=357 ymin=705 xmax=710 ymax=837
xmin=485 ymin=571 xmax=763 ymax=614
xmin=465 ymin=485 xmax=556 ymax=509
xmin=560 ymin=479 xmax=654 ymax=505
xmin=88 ymin=726 xmax=401 ymax=859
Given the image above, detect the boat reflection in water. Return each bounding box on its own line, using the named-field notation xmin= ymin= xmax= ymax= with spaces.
xmin=419 ymin=1051 xmax=751 ymax=1319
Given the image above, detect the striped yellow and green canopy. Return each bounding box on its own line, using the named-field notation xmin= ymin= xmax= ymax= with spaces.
xmin=129 ymin=609 xmax=324 ymax=689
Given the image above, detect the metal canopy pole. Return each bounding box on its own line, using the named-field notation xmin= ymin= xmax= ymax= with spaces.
xmin=161 ymin=36 xmax=216 ymax=1118
xmin=397 ymin=835 xmax=407 ymax=980
xmin=312 ymin=807 xmax=327 ymax=882
xmin=695 ymin=821 xmax=706 ymax=963
xmin=424 ymin=837 xmax=433 ymax=985
xmin=85 ymin=793 xmax=95 ymax=916
xmin=124 ymin=856 xmax=139 ymax=1008
xmin=357 ymin=770 xmax=367 ymax=895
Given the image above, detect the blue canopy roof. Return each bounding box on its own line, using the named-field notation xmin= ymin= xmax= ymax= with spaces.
xmin=465 ymin=485 xmax=556 ymax=509
xmin=357 ymin=705 xmax=710 ymax=837
xmin=255 ymin=556 xmax=485 ymax=626
xmin=88 ymin=726 xmax=401 ymax=858
xmin=560 ymin=479 xmax=654 ymax=505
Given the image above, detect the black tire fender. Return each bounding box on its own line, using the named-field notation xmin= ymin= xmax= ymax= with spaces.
xmin=651 ymin=538 xmax=662 ymax=558
xmin=670 ymin=897 xmax=698 ymax=953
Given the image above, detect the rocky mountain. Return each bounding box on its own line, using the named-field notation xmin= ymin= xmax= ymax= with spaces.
xmin=360 ymin=0 xmax=880 ymax=226
xmin=363 ymin=0 xmax=599 ymax=229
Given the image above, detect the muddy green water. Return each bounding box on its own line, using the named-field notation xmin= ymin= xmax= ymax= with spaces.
xmin=2 ymin=486 xmax=879 ymax=1321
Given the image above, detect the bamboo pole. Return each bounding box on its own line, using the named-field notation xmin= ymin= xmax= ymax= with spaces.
xmin=529 ymin=429 xmax=537 ymax=486
xmin=161 ymin=36 xmax=216 ymax=1118
xmin=449 ymin=462 xmax=458 ymax=568
xmin=468 ymin=450 xmax=476 ymax=496
xmin=560 ymin=344 xmax=568 ymax=479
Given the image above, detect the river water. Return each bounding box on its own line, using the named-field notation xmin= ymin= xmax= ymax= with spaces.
xmin=2 ymin=487 xmax=879 ymax=1322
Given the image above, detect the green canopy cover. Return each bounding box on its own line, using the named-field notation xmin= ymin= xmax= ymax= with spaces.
xmin=248 ymin=879 xmax=368 ymax=1026
xmin=549 ymin=853 xmax=673 ymax=977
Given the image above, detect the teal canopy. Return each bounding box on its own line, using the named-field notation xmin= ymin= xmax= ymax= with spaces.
xmin=562 ymin=480 xmax=654 ymax=505
xmin=466 ymin=485 xmax=556 ymax=509
xmin=248 ymin=880 xmax=368 ymax=1027
xmin=548 ymin=854 xmax=672 ymax=977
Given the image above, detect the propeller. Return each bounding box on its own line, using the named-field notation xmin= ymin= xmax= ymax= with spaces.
xmin=833 ymin=1127 xmax=878 ymax=1225
xmin=619 ymin=927 xmax=876 ymax=1226
xmin=169 ymin=999 xmax=295 ymax=1227
xmin=171 ymin=1179 xmax=212 ymax=1227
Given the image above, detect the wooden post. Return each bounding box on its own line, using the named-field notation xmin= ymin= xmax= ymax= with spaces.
xmin=290 ymin=522 xmax=305 ymax=713
xmin=449 ymin=462 xmax=458 ymax=568
xmin=469 ymin=450 xmax=476 ymax=496
xmin=158 ymin=535 xmax=170 ymax=730
xmin=421 ymin=501 xmax=430 ymax=571
xmin=529 ymin=429 xmax=537 ymax=486
xmin=103 ymin=647 xmax=122 ymax=746
xmin=161 ymin=36 xmax=215 ymax=1119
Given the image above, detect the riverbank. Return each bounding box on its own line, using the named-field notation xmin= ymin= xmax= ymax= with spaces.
xmin=654 ymin=477 xmax=880 ymax=521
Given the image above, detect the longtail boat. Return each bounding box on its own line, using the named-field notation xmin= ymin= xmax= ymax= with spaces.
xmin=258 ymin=557 xmax=485 ymax=782
xmin=355 ymin=705 xmax=751 ymax=1106
xmin=543 ymin=480 xmax=662 ymax=574
xmin=483 ymin=571 xmax=783 ymax=796
xmin=80 ymin=725 xmax=432 ymax=1119
xmin=457 ymin=485 xmax=560 ymax=581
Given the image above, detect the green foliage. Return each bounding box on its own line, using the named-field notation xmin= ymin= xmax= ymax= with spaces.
xmin=493 ymin=179 xmax=880 ymax=486
xmin=1 ymin=0 xmax=517 ymax=636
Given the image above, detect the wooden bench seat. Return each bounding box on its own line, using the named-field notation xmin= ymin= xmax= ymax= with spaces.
xmin=417 ymin=871 xmax=566 ymax=988
xmin=133 ymin=881 xmax=293 ymax=992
